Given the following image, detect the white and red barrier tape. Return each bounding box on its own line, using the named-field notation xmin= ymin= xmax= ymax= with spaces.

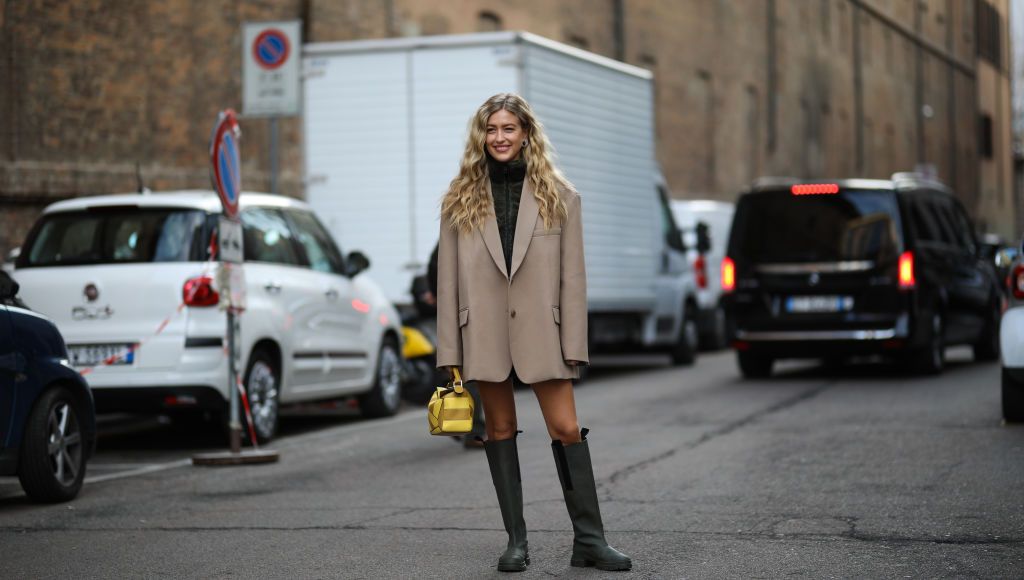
xmin=73 ymin=234 xmax=260 ymax=447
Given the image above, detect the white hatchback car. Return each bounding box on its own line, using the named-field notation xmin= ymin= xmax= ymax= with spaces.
xmin=1002 ymin=237 xmax=1024 ymax=422
xmin=12 ymin=191 xmax=403 ymax=442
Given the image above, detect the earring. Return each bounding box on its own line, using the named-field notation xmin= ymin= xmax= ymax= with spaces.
xmin=522 ymin=139 xmax=529 ymax=148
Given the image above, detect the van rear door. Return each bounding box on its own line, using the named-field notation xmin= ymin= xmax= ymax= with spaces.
xmin=727 ymin=187 xmax=908 ymax=336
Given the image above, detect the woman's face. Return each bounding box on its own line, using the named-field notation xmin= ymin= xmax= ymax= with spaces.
xmin=485 ymin=109 xmax=526 ymax=163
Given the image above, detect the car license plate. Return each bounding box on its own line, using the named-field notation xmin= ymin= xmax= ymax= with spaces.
xmin=68 ymin=343 xmax=135 ymax=367
xmin=785 ymin=296 xmax=854 ymax=313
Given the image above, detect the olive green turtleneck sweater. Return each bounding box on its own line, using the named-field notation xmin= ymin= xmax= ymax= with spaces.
xmin=488 ymin=156 xmax=527 ymax=274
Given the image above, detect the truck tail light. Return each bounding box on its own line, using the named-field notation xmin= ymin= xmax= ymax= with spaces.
xmin=694 ymin=255 xmax=707 ymax=289
xmin=183 ymin=276 xmax=220 ymax=307
xmin=1012 ymin=264 xmax=1024 ymax=300
xmin=722 ymin=256 xmax=736 ymax=293
xmin=898 ymin=251 xmax=916 ymax=290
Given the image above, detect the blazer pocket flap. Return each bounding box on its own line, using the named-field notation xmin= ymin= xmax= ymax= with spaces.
xmin=533 ymin=227 xmax=562 ymax=236
xmin=552 ymin=306 xmax=561 ymax=325
xmin=458 ymin=308 xmax=469 ymax=327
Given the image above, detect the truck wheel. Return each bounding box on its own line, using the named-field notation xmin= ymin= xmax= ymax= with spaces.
xmin=360 ymin=336 xmax=403 ymax=418
xmin=972 ymin=299 xmax=1001 ymax=362
xmin=670 ymin=305 xmax=699 ymax=366
xmin=18 ymin=386 xmax=88 ymax=503
xmin=1003 ymin=368 xmax=1024 ymax=422
xmin=737 ymin=351 xmax=773 ymax=379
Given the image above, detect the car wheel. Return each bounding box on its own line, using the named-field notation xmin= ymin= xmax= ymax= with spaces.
xmin=909 ymin=312 xmax=944 ymax=375
xmin=17 ymin=386 xmax=88 ymax=503
xmin=737 ymin=351 xmax=773 ymax=379
xmin=241 ymin=349 xmax=280 ymax=444
xmin=972 ymin=299 xmax=1001 ymax=362
xmin=1003 ymin=368 xmax=1024 ymax=422
xmin=359 ymin=336 xmax=402 ymax=418
xmin=670 ymin=304 xmax=699 ymax=366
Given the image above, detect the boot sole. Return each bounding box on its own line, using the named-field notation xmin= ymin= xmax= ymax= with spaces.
xmin=571 ymin=557 xmax=631 ymax=571
xmin=497 ymin=556 xmax=529 ymax=572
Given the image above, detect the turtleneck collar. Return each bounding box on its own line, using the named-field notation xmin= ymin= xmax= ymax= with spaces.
xmin=486 ymin=154 xmax=527 ymax=183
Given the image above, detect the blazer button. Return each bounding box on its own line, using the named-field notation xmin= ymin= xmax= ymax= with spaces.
xmin=510 ymin=310 xmax=517 ymax=318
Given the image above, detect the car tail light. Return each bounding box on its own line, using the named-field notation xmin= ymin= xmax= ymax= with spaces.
xmin=694 ymin=255 xmax=707 ymax=289
xmin=722 ymin=256 xmax=736 ymax=293
xmin=183 ymin=276 xmax=219 ymax=307
xmin=1012 ymin=264 xmax=1024 ymax=300
xmin=791 ymin=183 xmax=839 ymax=195
xmin=898 ymin=251 xmax=916 ymax=290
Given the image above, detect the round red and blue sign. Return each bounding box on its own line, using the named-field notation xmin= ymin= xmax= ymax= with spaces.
xmin=209 ymin=110 xmax=241 ymax=218
xmin=253 ymin=29 xmax=290 ymax=70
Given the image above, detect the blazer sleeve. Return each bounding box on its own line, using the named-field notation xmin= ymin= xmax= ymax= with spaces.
xmin=435 ymin=217 xmax=462 ymax=368
xmin=559 ymin=192 xmax=589 ymax=363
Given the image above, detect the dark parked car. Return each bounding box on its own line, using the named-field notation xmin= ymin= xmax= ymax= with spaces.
xmin=722 ymin=174 xmax=1003 ymax=378
xmin=1 ymin=273 xmax=96 ymax=502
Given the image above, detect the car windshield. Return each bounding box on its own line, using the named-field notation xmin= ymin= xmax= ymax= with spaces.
xmin=729 ymin=188 xmax=904 ymax=264
xmin=19 ymin=207 xmax=212 ymax=267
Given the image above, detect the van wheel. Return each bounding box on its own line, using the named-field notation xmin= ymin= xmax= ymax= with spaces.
xmin=909 ymin=312 xmax=944 ymax=375
xmin=360 ymin=337 xmax=402 ymax=418
xmin=18 ymin=387 xmax=88 ymax=503
xmin=1003 ymin=368 xmax=1024 ymax=422
xmin=701 ymin=305 xmax=728 ymax=351
xmin=972 ymin=300 xmax=1001 ymax=362
xmin=670 ymin=305 xmax=699 ymax=366
xmin=737 ymin=351 xmax=773 ymax=379
xmin=240 ymin=349 xmax=280 ymax=444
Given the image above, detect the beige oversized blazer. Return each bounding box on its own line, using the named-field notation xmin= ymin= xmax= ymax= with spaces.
xmin=436 ymin=179 xmax=588 ymax=384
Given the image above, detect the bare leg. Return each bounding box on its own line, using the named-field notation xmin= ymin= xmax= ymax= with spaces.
xmin=477 ymin=377 xmax=518 ymax=441
xmin=531 ymin=378 xmax=582 ymax=444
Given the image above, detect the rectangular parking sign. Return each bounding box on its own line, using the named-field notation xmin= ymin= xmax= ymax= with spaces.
xmin=243 ymin=21 xmax=301 ymax=117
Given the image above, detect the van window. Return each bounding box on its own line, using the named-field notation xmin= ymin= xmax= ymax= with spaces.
xmin=240 ymin=207 xmax=301 ymax=266
xmin=19 ymin=208 xmax=208 ymax=267
xmin=730 ymin=189 xmax=903 ymax=264
xmin=907 ymin=196 xmax=943 ymax=243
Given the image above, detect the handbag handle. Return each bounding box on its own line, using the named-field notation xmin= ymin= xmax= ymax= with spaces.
xmin=452 ymin=367 xmax=464 ymax=394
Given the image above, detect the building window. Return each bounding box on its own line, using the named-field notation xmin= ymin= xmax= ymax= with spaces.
xmin=478 ymin=11 xmax=502 ymax=32
xmin=976 ymin=0 xmax=1001 ymax=67
xmin=979 ymin=114 xmax=994 ymax=159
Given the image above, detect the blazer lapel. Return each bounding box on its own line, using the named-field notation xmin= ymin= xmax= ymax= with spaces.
xmin=509 ymin=178 xmax=540 ymax=280
xmin=480 ymin=181 xmax=508 ymax=278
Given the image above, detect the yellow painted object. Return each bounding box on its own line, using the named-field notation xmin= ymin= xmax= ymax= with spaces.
xmin=402 ymin=326 xmax=435 ymax=359
xmin=428 ymin=368 xmax=474 ymax=435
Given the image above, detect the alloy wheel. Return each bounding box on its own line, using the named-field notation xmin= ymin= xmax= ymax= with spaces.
xmin=378 ymin=344 xmax=403 ymax=413
xmin=247 ymin=360 xmax=279 ymax=440
xmin=47 ymin=402 xmax=83 ymax=486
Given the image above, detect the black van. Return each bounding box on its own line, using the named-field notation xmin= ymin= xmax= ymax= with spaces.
xmin=722 ymin=174 xmax=1002 ymax=378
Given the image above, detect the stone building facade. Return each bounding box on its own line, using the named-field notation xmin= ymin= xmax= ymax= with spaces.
xmin=0 ymin=0 xmax=1016 ymax=255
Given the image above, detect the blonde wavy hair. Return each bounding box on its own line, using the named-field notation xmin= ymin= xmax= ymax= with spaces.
xmin=441 ymin=93 xmax=572 ymax=233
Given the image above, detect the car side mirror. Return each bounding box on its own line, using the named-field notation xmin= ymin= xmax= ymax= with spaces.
xmin=696 ymin=222 xmax=712 ymax=254
xmin=345 ymin=251 xmax=370 ymax=277
xmin=0 ymin=272 xmax=19 ymax=300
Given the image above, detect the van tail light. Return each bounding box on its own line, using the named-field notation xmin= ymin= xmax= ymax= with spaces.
xmin=721 ymin=256 xmax=736 ymax=293
xmin=694 ymin=254 xmax=707 ymax=289
xmin=1011 ymin=264 xmax=1024 ymax=300
xmin=898 ymin=251 xmax=916 ymax=290
xmin=183 ymin=276 xmax=220 ymax=307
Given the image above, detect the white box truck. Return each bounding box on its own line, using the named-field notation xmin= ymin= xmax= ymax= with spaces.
xmin=302 ymin=31 xmax=699 ymax=363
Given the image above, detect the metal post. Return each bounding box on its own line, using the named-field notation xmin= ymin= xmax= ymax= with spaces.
xmin=227 ymin=305 xmax=241 ymax=453
xmin=269 ymin=117 xmax=279 ymax=194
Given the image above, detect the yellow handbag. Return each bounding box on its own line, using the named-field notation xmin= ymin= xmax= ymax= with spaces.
xmin=428 ymin=367 xmax=474 ymax=436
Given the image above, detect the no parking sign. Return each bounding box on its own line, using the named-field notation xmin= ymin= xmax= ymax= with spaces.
xmin=243 ymin=21 xmax=301 ymax=116
xmin=209 ymin=109 xmax=242 ymax=218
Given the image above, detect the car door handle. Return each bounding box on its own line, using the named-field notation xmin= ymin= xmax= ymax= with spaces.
xmin=264 ymin=282 xmax=282 ymax=294
xmin=325 ymin=288 xmax=339 ymax=300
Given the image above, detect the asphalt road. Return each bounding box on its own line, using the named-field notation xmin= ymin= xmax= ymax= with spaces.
xmin=1 ymin=348 xmax=1022 ymax=579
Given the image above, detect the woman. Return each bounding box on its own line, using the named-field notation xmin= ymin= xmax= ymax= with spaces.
xmin=436 ymin=93 xmax=631 ymax=573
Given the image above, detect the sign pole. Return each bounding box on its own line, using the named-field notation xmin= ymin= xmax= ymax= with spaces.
xmin=193 ymin=109 xmax=278 ymax=467
xmin=269 ymin=117 xmax=279 ymax=194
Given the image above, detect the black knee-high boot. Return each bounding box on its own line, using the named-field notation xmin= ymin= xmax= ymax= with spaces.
xmin=484 ymin=436 xmax=529 ymax=572
xmin=551 ymin=428 xmax=632 ymax=571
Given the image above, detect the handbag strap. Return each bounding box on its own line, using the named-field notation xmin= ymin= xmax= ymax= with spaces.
xmin=452 ymin=367 xmax=464 ymax=394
